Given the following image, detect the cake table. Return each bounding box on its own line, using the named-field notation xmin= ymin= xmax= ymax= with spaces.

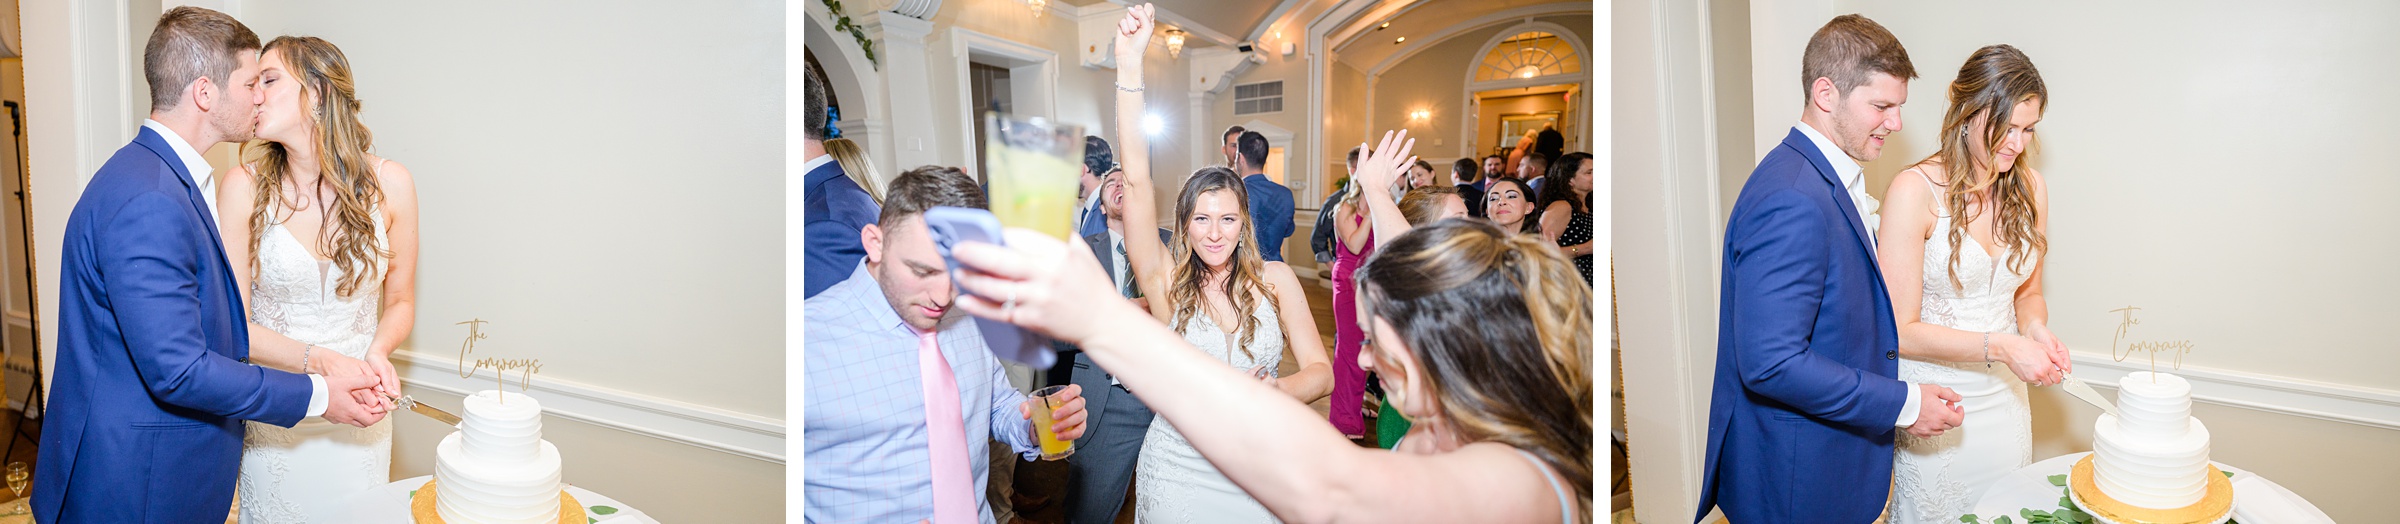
xmin=340 ymin=475 xmax=660 ymax=524
xmin=1974 ymin=452 xmax=2331 ymax=523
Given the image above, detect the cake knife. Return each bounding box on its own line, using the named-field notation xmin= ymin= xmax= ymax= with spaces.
xmin=2058 ymin=373 xmax=2122 ymax=419
xmin=387 ymin=394 xmax=463 ymax=427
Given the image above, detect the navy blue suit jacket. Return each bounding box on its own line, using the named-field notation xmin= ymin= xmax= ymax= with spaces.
xmin=803 ymin=158 xmax=882 ymax=299
xmin=1077 ymin=191 xmax=1108 ymax=240
xmin=36 ymin=127 xmax=314 ymax=523
xmin=1242 ymin=174 xmax=1294 ymax=262
xmin=1696 ymin=128 xmax=1907 ymax=524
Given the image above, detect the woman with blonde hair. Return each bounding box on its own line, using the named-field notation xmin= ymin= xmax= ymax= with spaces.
xmin=945 ymin=131 xmax=1592 ymax=522
xmin=1106 ymin=6 xmax=1331 ymax=521
xmin=1875 ymin=43 xmax=2070 ymax=523
xmin=217 ymin=35 xmax=419 ymax=523
xmin=822 ymin=137 xmax=883 ymax=205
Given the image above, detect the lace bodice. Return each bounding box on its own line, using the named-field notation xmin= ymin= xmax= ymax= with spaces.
xmin=1135 ymin=295 xmax=1286 ymax=523
xmin=1906 ymin=169 xmax=2035 ymax=394
xmin=1156 ymin=300 xmax=1285 ymax=439
xmin=239 ymin=187 xmax=395 ymax=524
xmin=248 ymin=202 xmax=388 ymax=360
xmin=1888 ymin=168 xmax=2037 ymax=523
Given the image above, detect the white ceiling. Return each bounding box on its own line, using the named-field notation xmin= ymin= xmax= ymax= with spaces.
xmin=1330 ymin=0 xmax=1588 ymax=72
xmin=1052 ymin=0 xmax=1589 ymax=59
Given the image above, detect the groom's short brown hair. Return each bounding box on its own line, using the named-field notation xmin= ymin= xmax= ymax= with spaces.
xmin=145 ymin=6 xmax=261 ymax=112
xmin=1800 ymin=14 xmax=1915 ymax=101
xmin=879 ymin=166 xmax=988 ymax=227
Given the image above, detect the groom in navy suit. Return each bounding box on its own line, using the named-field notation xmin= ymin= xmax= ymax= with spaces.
xmin=803 ymin=66 xmax=882 ymax=300
xmin=35 ymin=8 xmax=388 ymax=522
xmin=1697 ymin=15 xmax=1964 ymax=523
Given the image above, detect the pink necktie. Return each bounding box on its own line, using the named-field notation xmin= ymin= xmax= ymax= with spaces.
xmin=917 ymin=329 xmax=976 ymax=524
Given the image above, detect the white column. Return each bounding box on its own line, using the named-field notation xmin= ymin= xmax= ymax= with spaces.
xmin=22 ymin=0 xmax=137 ymax=401
xmin=860 ymin=11 xmax=940 ymax=171
xmin=1616 ymin=0 xmax=1729 ymax=522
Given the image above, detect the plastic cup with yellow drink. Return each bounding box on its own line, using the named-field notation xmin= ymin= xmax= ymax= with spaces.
xmin=982 ymin=112 xmax=1086 ymax=240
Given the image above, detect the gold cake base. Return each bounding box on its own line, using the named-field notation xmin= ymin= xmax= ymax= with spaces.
xmin=2068 ymin=455 xmax=2233 ymax=524
xmin=410 ymin=479 xmax=587 ymax=524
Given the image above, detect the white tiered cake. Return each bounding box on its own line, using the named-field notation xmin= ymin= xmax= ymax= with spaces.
xmin=430 ymin=390 xmax=565 ymax=523
xmin=2072 ymin=371 xmax=2233 ymax=524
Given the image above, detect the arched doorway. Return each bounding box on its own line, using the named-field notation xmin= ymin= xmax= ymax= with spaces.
xmin=1462 ymin=22 xmax=1590 ymax=161
xmin=803 ymin=6 xmax=893 ymax=177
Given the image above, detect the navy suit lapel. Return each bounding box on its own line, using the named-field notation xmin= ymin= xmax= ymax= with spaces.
xmin=1782 ymin=129 xmax=1879 ymax=265
xmin=132 ymin=128 xmax=251 ymax=352
xmin=1085 ymin=231 xmax=1114 ymax=281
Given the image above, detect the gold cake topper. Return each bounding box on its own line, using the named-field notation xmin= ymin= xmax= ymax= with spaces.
xmin=456 ymin=319 xmax=542 ymax=402
xmin=2108 ymin=306 xmax=2194 ymax=381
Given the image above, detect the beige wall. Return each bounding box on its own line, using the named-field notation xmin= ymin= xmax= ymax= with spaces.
xmin=1750 ymin=1 xmax=2400 ymax=391
xmin=1725 ymin=1 xmax=2400 ymax=519
xmin=1324 ymin=61 xmax=1367 ymax=195
xmin=228 ymin=0 xmax=786 ymax=520
xmin=2028 ymin=387 xmax=2400 ymax=522
xmin=391 ymin=389 xmax=784 ymax=523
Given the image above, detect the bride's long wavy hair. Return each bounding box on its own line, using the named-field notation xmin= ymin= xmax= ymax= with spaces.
xmin=1357 ymin=220 xmax=1593 ymax=518
xmin=1167 ymin=168 xmax=1275 ymax=360
xmin=1924 ymin=44 xmax=2046 ymax=291
xmin=244 ymin=36 xmax=388 ymax=297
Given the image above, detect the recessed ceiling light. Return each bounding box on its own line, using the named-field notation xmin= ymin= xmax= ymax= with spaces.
xmin=1395 ymin=37 xmax=1406 ymax=44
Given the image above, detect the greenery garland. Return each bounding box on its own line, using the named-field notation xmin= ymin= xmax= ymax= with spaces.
xmin=822 ymin=0 xmax=879 ymax=68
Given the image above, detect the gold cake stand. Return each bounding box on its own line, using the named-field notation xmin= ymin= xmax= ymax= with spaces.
xmin=2067 ymin=455 xmax=2233 ymax=524
xmin=410 ymin=479 xmax=588 ymax=524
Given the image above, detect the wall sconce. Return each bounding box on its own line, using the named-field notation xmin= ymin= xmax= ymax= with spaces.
xmin=1165 ymin=28 xmax=1187 ymax=58
xmin=1409 ymin=109 xmax=1432 ymax=122
xmin=1028 ymin=0 xmax=1046 ymax=18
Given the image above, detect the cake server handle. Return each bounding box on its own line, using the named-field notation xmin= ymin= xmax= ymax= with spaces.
xmin=387 ymin=394 xmax=464 ymax=427
xmin=2058 ymin=373 xmax=2122 ymax=419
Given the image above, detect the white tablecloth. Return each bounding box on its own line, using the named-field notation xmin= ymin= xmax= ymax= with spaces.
xmin=1973 ymin=452 xmax=2330 ymax=523
xmin=337 ymin=475 xmax=660 ymax=524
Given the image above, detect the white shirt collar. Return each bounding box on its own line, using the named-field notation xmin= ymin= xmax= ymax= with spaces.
xmin=800 ymin=153 xmax=835 ymax=177
xmin=1794 ymin=121 xmax=1864 ymax=188
xmin=141 ymin=119 xmax=219 ymax=222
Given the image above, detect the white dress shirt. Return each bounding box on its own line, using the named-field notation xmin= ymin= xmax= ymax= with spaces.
xmin=800 ymin=152 xmax=835 ymax=177
xmin=143 ymin=120 xmax=330 ymax=418
xmin=1794 ymin=122 xmax=1922 ymax=429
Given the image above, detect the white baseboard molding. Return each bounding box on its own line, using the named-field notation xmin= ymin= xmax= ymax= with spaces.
xmin=2071 ymin=353 xmax=2400 ymax=431
xmin=390 ymin=350 xmax=785 ymax=464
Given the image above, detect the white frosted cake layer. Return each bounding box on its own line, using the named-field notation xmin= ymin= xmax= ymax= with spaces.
xmin=2091 ymin=372 xmax=2212 ymax=509
xmin=434 ymin=390 xmax=563 ymax=523
xmin=460 ymin=390 xmax=544 ymax=463
xmin=2114 ymin=371 xmax=2193 ymax=437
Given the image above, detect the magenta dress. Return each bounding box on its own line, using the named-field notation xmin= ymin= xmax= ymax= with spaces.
xmin=1330 ymin=213 xmax=1375 ymax=436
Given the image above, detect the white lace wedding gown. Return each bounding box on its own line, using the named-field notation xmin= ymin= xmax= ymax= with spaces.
xmin=1888 ymin=170 xmax=2034 ymax=523
xmin=238 ymin=201 xmax=392 ymax=524
xmin=1135 ymin=301 xmax=1284 ymax=524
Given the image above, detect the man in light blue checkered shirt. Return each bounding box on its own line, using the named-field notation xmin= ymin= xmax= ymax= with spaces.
xmin=805 ymin=165 xmax=1086 ymax=524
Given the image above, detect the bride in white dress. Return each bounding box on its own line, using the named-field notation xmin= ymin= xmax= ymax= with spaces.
xmin=1105 ymin=6 xmax=1332 ymax=521
xmin=217 ymin=36 xmax=421 ymax=524
xmin=1875 ymin=44 xmax=2069 ymax=523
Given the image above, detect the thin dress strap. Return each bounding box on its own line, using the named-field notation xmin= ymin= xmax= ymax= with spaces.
xmin=1905 ymin=166 xmax=1953 ymax=219
xmin=1511 ymin=449 xmax=1577 ymax=524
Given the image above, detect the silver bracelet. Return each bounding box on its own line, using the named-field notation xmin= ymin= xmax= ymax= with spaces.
xmin=1115 ymin=82 xmax=1145 ymax=93
xmin=302 ymin=344 xmax=314 ymax=373
xmin=1981 ymin=332 xmax=1991 ymax=362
